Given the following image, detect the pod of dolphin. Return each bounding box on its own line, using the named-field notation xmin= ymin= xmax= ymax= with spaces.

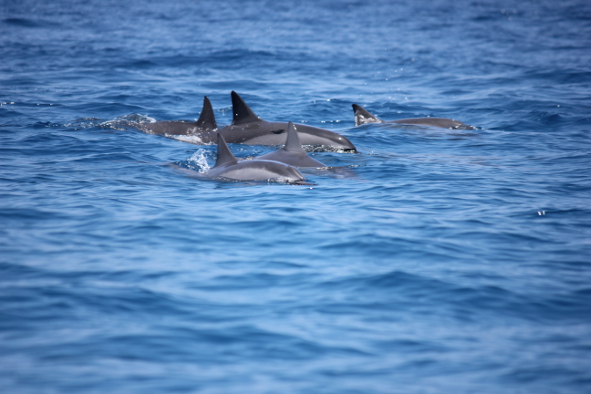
xmin=130 ymin=91 xmax=474 ymax=184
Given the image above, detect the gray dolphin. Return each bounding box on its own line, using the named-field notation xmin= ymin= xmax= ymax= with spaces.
xmin=256 ymin=122 xmax=326 ymax=168
xmin=205 ymin=133 xmax=307 ymax=183
xmin=352 ymin=104 xmax=475 ymax=130
xmin=216 ymin=91 xmax=358 ymax=152
xmin=131 ymin=96 xmax=218 ymax=141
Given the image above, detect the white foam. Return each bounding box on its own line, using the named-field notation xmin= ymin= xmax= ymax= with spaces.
xmin=170 ymin=133 xmax=213 ymax=145
xmin=100 ymin=114 xmax=156 ymax=130
xmin=187 ymin=149 xmax=211 ymax=173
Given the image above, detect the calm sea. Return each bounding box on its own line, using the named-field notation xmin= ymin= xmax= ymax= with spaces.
xmin=1 ymin=0 xmax=591 ymax=392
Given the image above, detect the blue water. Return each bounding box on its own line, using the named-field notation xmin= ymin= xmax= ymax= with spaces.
xmin=2 ymin=0 xmax=591 ymax=392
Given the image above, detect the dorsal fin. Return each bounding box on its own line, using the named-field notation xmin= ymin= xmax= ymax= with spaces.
xmin=231 ymin=91 xmax=262 ymax=125
xmin=213 ymin=133 xmax=238 ymax=168
xmin=283 ymin=122 xmax=306 ymax=153
xmin=195 ymin=96 xmax=217 ymax=131
xmin=352 ymin=104 xmax=382 ymax=126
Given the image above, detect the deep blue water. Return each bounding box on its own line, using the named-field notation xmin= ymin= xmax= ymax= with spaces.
xmin=2 ymin=0 xmax=591 ymax=392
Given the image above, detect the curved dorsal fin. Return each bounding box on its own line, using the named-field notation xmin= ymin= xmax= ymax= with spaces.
xmin=195 ymin=96 xmax=217 ymax=131
xmin=213 ymin=133 xmax=238 ymax=168
xmin=283 ymin=122 xmax=306 ymax=153
xmin=231 ymin=91 xmax=262 ymax=125
xmin=352 ymin=104 xmax=382 ymax=126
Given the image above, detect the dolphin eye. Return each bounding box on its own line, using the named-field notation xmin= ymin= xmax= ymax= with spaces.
xmin=271 ymin=129 xmax=285 ymax=134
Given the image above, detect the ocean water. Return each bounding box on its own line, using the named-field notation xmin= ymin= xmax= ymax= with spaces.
xmin=1 ymin=0 xmax=591 ymax=392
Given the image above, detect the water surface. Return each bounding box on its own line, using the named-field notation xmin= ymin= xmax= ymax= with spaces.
xmin=1 ymin=0 xmax=591 ymax=392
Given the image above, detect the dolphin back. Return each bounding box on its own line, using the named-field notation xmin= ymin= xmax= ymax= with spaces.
xmin=392 ymin=117 xmax=476 ymax=130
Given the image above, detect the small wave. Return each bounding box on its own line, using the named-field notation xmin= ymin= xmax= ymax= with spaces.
xmin=303 ymin=145 xmax=357 ymax=153
xmin=2 ymin=18 xmax=61 ymax=29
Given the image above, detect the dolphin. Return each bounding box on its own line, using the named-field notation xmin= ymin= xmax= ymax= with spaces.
xmin=205 ymin=133 xmax=307 ymax=183
xmin=352 ymin=104 xmax=475 ymax=130
xmin=256 ymin=122 xmax=326 ymax=168
xmin=216 ymin=91 xmax=358 ymax=152
xmin=131 ymin=96 xmax=218 ymax=142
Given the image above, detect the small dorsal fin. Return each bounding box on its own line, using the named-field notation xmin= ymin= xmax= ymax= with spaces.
xmin=195 ymin=96 xmax=217 ymax=131
xmin=283 ymin=122 xmax=306 ymax=153
xmin=352 ymin=104 xmax=382 ymax=126
xmin=231 ymin=91 xmax=262 ymax=125
xmin=213 ymin=133 xmax=238 ymax=168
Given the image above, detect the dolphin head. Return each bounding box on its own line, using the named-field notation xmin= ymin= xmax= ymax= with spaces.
xmin=288 ymin=123 xmax=357 ymax=152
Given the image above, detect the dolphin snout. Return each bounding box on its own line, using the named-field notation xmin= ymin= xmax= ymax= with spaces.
xmin=339 ymin=136 xmax=358 ymax=153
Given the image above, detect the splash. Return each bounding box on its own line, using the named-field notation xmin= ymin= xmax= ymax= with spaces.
xmin=100 ymin=114 xmax=156 ymax=130
xmin=186 ymin=149 xmax=211 ymax=173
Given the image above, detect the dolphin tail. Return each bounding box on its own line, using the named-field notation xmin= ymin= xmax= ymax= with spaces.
xmin=213 ymin=133 xmax=238 ymax=168
xmin=231 ymin=91 xmax=262 ymax=125
xmin=352 ymin=104 xmax=383 ymax=126
xmin=283 ymin=122 xmax=306 ymax=153
xmin=195 ymin=96 xmax=217 ymax=131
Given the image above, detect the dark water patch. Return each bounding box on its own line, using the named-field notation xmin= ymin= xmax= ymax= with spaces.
xmin=2 ymin=18 xmax=62 ymax=29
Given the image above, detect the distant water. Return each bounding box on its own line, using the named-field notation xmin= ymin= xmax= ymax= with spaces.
xmin=1 ymin=0 xmax=591 ymax=392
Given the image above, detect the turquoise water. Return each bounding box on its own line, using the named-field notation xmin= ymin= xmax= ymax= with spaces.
xmin=1 ymin=0 xmax=591 ymax=392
